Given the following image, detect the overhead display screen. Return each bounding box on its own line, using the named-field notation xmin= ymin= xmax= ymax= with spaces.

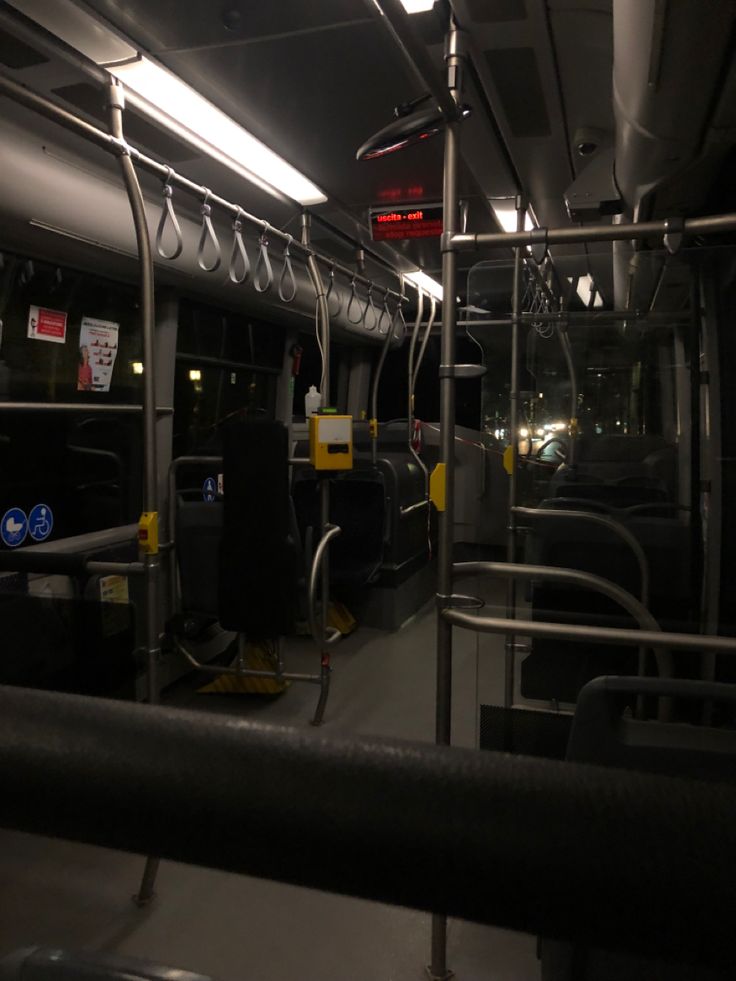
xmin=370 ymin=203 xmax=443 ymax=241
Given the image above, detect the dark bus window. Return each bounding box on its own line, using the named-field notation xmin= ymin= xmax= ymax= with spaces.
xmin=173 ymin=300 xmax=282 ymax=457
xmin=0 ymin=252 xmax=144 ymax=545
xmin=173 ymin=363 xmax=276 ymax=456
xmin=0 ymin=254 xmax=143 ymax=404
xmin=177 ymin=300 xmax=283 ymax=369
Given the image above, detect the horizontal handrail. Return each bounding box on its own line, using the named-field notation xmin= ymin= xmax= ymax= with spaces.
xmin=452 ymin=560 xmax=668 ymax=663
xmin=0 ymin=402 xmax=173 ymax=414
xmin=451 ymin=211 xmax=736 ymax=252
xmin=400 ymin=499 xmax=429 ymax=518
xmin=0 ymin=551 xmax=143 ymax=577
xmin=513 ymin=506 xmax=650 ymax=607
xmin=0 ymin=686 xmax=734 ymax=967
xmin=0 ymin=65 xmax=408 ymax=307
xmin=174 ymin=638 xmax=320 ymax=687
xmin=453 ymin=559 xmax=670 ymax=718
xmin=443 ymin=609 xmax=736 ymax=655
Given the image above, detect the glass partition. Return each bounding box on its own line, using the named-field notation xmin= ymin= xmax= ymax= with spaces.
xmin=463 ymin=243 xmax=736 ymax=747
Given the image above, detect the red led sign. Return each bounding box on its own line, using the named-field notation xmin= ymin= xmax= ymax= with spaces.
xmin=370 ymin=203 xmax=443 ymax=241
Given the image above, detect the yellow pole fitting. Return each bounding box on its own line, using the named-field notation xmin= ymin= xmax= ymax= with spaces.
xmin=138 ymin=512 xmax=159 ymax=555
xmin=430 ymin=463 xmax=447 ymax=512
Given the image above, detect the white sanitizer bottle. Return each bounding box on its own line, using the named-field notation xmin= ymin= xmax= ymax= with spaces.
xmin=305 ymin=385 xmax=321 ymax=418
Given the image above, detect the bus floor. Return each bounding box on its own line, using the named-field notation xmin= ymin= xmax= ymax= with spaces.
xmin=0 ymin=578 xmax=541 ymax=981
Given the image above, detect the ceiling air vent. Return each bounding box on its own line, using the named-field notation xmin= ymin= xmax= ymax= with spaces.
xmin=0 ymin=26 xmax=48 ymax=69
xmin=484 ymin=47 xmax=550 ymax=138
xmin=51 ymin=83 xmax=199 ymax=163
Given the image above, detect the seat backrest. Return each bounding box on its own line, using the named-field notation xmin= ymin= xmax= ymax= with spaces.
xmin=568 ymin=676 xmax=736 ymax=781
xmin=540 ymin=678 xmax=736 ymax=981
xmin=218 ymin=417 xmax=298 ymax=638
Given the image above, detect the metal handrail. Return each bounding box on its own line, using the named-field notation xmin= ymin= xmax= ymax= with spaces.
xmin=0 ymin=66 xmax=409 ymax=309
xmin=174 ymin=637 xmax=320 ymax=686
xmin=2 ymin=684 xmax=736 ymax=969
xmin=0 ymin=402 xmax=173 ymax=414
xmin=308 ymin=524 xmax=342 ymax=646
xmin=513 ymin=506 xmax=650 ymax=607
xmin=443 ymin=608 xmax=736 ymax=655
xmin=451 ymin=211 xmax=736 ymax=252
xmin=452 ymin=561 xmax=672 ymax=697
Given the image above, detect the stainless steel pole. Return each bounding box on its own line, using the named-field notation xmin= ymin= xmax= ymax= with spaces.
xmin=108 ymin=80 xmax=162 ymax=907
xmin=107 ymin=80 xmax=160 ymax=710
xmin=503 ymin=199 xmax=524 ymax=715
xmin=430 ymin=21 xmax=462 ymax=981
xmin=302 ymin=212 xmax=332 ymax=726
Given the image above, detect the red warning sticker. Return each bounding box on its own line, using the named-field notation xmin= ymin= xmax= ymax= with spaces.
xmin=27 ymin=305 xmax=67 ymax=344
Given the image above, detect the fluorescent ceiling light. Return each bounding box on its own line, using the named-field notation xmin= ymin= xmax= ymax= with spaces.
xmin=400 ymin=0 xmax=436 ymax=11
xmin=7 ymin=1 xmax=326 ymax=206
xmin=111 ymin=58 xmax=326 ymax=206
xmin=405 ymin=270 xmax=443 ymax=301
xmin=575 ymin=273 xmax=604 ymax=308
xmin=491 ymin=202 xmax=535 ymax=233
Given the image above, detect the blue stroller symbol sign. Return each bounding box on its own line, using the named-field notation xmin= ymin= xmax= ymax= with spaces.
xmin=29 ymin=503 xmax=53 ymax=542
xmin=1 ymin=507 xmax=28 ymax=548
xmin=202 ymin=477 xmax=217 ymax=502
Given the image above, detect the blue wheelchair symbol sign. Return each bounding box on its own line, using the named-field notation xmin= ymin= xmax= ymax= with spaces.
xmin=1 ymin=507 xmax=28 ymax=548
xmin=29 ymin=503 xmax=53 ymax=543
xmin=202 ymin=477 xmax=217 ymax=503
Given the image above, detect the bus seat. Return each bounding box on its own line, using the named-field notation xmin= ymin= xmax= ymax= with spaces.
xmin=541 ymin=677 xmax=736 ymax=980
xmin=175 ymin=490 xmax=222 ymax=617
xmin=218 ymin=417 xmax=298 ymax=639
xmin=549 ymin=435 xmax=677 ymax=503
xmin=521 ymin=501 xmax=692 ymax=703
xmin=292 ymin=472 xmax=386 ymax=587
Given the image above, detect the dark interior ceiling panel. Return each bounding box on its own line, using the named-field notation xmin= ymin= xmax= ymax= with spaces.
xmin=0 ymin=24 xmax=48 ymax=68
xmin=465 ymin=0 xmax=527 ymax=24
xmin=21 ymin=0 xmax=617 ymax=282
xmin=483 ymin=47 xmax=551 ymax=138
xmin=548 ymin=3 xmax=614 ymax=159
xmin=81 ymin=0 xmax=370 ymax=53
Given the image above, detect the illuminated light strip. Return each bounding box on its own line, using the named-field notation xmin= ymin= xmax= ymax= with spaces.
xmin=405 ymin=270 xmax=443 ymax=301
xmin=576 ymin=273 xmax=604 ymax=308
xmin=491 ymin=203 xmax=535 ymax=233
xmin=6 ymin=0 xmax=326 ymax=206
xmin=110 ymin=58 xmax=326 ymax=206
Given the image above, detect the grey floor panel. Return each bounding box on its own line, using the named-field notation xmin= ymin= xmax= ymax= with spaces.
xmin=0 ymin=589 xmax=539 ymax=980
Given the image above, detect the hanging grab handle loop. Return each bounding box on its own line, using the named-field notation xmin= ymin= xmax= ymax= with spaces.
xmin=278 ymin=235 xmax=297 ymax=302
xmin=392 ymin=299 xmax=407 ymax=341
xmin=254 ymin=224 xmax=274 ymax=293
xmin=362 ymin=282 xmax=377 ymax=331
xmin=377 ymin=289 xmax=391 ymax=335
xmin=326 ymin=264 xmax=341 ymax=318
xmin=228 ymin=209 xmax=250 ymax=285
xmin=155 ymin=167 xmax=183 ymax=261
xmin=346 ymin=276 xmax=362 ymax=323
xmin=197 ymin=189 xmax=222 ymax=273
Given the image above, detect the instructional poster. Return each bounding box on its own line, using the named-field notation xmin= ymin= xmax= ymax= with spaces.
xmin=78 ymin=316 xmax=119 ymax=392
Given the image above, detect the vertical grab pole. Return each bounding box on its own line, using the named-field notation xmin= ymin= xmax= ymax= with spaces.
xmin=430 ymin=21 xmax=463 ymax=981
xmin=503 ymin=199 xmax=525 ymax=720
xmin=107 ymin=79 xmax=162 ymax=905
xmin=302 ymin=212 xmax=332 ymax=726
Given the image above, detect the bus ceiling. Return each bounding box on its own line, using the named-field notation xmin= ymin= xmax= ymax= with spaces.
xmin=0 ymin=1 xmax=735 ymax=317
